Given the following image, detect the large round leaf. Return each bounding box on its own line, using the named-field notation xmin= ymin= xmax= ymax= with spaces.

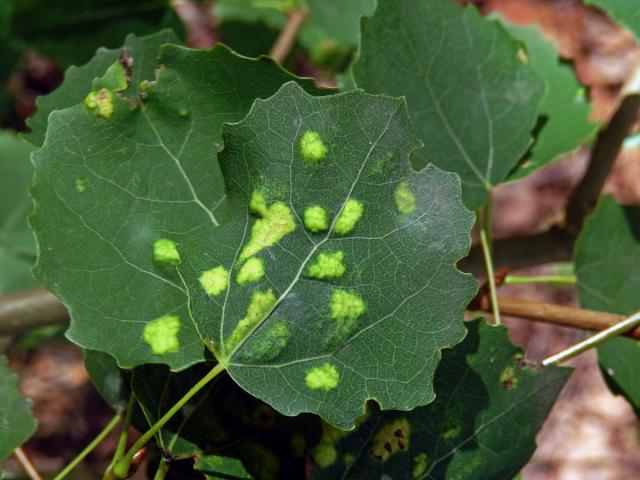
xmin=353 ymin=0 xmax=545 ymax=209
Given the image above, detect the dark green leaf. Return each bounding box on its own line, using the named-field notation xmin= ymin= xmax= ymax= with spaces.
xmin=353 ymin=0 xmax=545 ymax=208
xmin=84 ymin=349 xmax=128 ymax=409
xmin=9 ymin=0 xmax=183 ymax=67
xmin=0 ymin=131 xmax=36 ymax=295
xmin=500 ymin=21 xmax=597 ymax=180
xmin=131 ymin=363 xmax=318 ymax=478
xmin=215 ymin=0 xmax=376 ymax=67
xmin=0 ymin=355 xmax=37 ymax=462
xmin=311 ymin=319 xmax=570 ymax=480
xmin=573 ymin=195 xmax=640 ymax=414
xmin=31 ymin=44 xmax=322 ymax=371
xmin=25 ymin=29 xmax=179 ymax=147
xmin=584 ymin=0 xmax=640 ymax=40
xmin=196 ymin=455 xmax=254 ymax=480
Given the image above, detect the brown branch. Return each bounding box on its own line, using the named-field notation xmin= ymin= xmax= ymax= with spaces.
xmin=13 ymin=448 xmax=44 ymax=480
xmin=269 ymin=9 xmax=308 ymax=64
xmin=566 ymin=61 xmax=640 ymax=233
xmin=0 ymin=288 xmax=68 ymax=335
xmin=471 ymin=294 xmax=640 ymax=340
xmin=460 ymin=227 xmax=575 ymax=275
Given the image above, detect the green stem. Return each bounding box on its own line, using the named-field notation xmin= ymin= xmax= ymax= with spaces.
xmin=543 ymin=310 xmax=640 ymax=366
xmin=112 ymin=362 xmax=226 ymax=479
xmin=478 ymin=197 xmax=501 ymax=325
xmin=53 ymin=414 xmax=122 ymax=480
xmin=113 ymin=393 xmax=136 ymax=463
xmin=153 ymin=459 xmax=169 ymax=480
xmin=504 ymin=274 xmax=576 ymax=285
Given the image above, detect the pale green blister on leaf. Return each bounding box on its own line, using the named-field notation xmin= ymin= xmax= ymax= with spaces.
xmin=333 ymin=198 xmax=363 ymax=235
xmin=306 ymin=363 xmax=340 ymax=391
xmin=144 ymin=315 xmax=181 ymax=355
xmin=200 ymin=266 xmax=230 ymax=297
xmin=304 ymin=205 xmax=329 ymax=232
xmin=308 ymin=251 xmax=345 ymax=279
xmin=237 ymin=257 xmax=265 ymax=284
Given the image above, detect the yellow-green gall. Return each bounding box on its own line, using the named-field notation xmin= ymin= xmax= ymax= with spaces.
xmin=304 ymin=205 xmax=329 ymax=233
xmin=308 ymin=251 xmax=345 ymax=280
xmin=75 ymin=178 xmax=88 ymax=192
xmin=84 ymin=88 xmax=115 ymax=119
xmin=153 ymin=238 xmax=180 ymax=267
xmin=249 ymin=190 xmax=268 ymax=217
xmin=225 ymin=290 xmax=277 ymax=352
xmin=371 ymin=418 xmax=410 ymax=461
xmin=237 ymin=257 xmax=265 ymax=285
xmin=240 ymin=202 xmax=296 ymax=260
xmin=305 ymin=363 xmax=340 ymax=391
xmin=331 ymin=289 xmax=365 ymax=320
xmin=442 ymin=416 xmax=462 ymax=440
xmin=500 ymin=366 xmax=518 ymax=390
xmin=144 ymin=315 xmax=181 ymax=355
xmin=199 ymin=266 xmax=229 ymax=296
xmin=334 ymin=198 xmax=363 ymax=235
xmin=239 ymin=320 xmax=290 ymax=363
xmin=300 ymin=130 xmax=328 ymax=162
xmin=413 ymin=453 xmax=429 ymax=478
xmin=394 ymin=181 xmax=416 ymax=214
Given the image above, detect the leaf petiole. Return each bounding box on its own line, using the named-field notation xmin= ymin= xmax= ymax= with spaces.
xmin=53 ymin=414 xmax=122 ymax=480
xmin=504 ymin=274 xmax=576 ymax=285
xmin=478 ymin=196 xmax=501 ymax=325
xmin=110 ymin=362 xmax=227 ymax=479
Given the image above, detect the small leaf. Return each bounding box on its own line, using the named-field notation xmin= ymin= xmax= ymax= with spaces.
xmin=8 ymin=0 xmax=183 ymax=68
xmin=0 ymin=355 xmax=37 ymax=462
xmin=584 ymin=0 xmax=640 ymax=41
xmin=31 ymin=44 xmax=322 ymax=370
xmin=353 ymin=0 xmax=545 ymax=209
xmin=574 ymin=196 xmax=640 ymax=414
xmin=0 ymin=131 xmax=36 ymax=295
xmin=196 ymin=455 xmax=254 ymax=480
xmin=500 ymin=21 xmax=598 ymax=180
xmin=311 ymin=320 xmax=571 ymax=479
xmin=25 ymin=29 xmax=180 ymax=147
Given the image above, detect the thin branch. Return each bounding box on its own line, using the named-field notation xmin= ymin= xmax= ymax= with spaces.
xmin=13 ymin=448 xmax=44 ymax=480
xmin=470 ymin=294 xmax=640 ymax=340
xmin=566 ymin=60 xmax=640 ymax=232
xmin=0 ymin=288 xmax=68 ymax=334
xmin=543 ymin=310 xmax=640 ymax=366
xmin=269 ymin=9 xmax=308 ymax=63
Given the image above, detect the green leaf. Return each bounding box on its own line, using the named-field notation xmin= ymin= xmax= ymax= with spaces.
xmin=84 ymin=349 xmax=128 ymax=409
xmin=573 ymin=196 xmax=640 ymax=414
xmin=196 ymin=455 xmax=254 ymax=480
xmin=131 ymin=362 xmax=319 ymax=477
xmin=500 ymin=21 xmax=598 ymax=180
xmin=0 ymin=355 xmax=37 ymax=462
xmin=25 ymin=29 xmax=179 ymax=147
xmin=8 ymin=0 xmax=183 ymax=68
xmin=31 ymin=44 xmax=323 ymax=371
xmin=311 ymin=319 xmax=570 ymax=479
xmin=187 ymin=82 xmax=475 ymax=428
xmin=353 ymin=0 xmax=545 ymax=209
xmin=584 ymin=0 xmax=640 ymax=41
xmin=0 ymin=131 xmax=36 ymax=295
xmin=215 ymin=0 xmax=376 ymax=66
